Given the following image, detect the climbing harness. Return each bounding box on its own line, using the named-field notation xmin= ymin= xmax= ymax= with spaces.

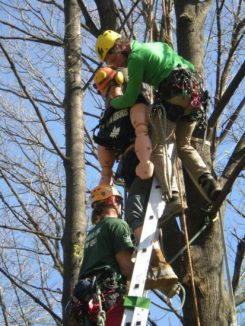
xmin=157 ymin=66 xmax=209 ymax=130
xmin=96 ymin=286 xmax=106 ymax=326
xmin=66 ymin=268 xmax=126 ymax=325
xmin=158 ymin=67 xmax=202 ymax=105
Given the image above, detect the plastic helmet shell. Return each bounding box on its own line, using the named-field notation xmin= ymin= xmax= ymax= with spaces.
xmin=94 ymin=67 xmax=124 ymax=92
xmin=95 ymin=30 xmax=121 ymax=61
xmin=94 ymin=67 xmax=116 ymax=92
xmin=90 ymin=184 xmax=122 ymax=206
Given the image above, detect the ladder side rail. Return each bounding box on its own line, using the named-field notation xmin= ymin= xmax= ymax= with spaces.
xmin=121 ymin=178 xmax=165 ymax=326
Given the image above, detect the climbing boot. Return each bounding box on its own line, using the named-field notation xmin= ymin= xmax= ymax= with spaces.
xmin=198 ymin=173 xmax=221 ymax=202
xmin=145 ymin=249 xmax=178 ymax=298
xmin=158 ymin=194 xmax=187 ymax=226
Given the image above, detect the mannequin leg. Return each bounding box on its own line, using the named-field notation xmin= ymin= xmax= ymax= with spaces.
xmin=97 ymin=145 xmax=115 ymax=185
xmin=130 ymin=104 xmax=154 ymax=179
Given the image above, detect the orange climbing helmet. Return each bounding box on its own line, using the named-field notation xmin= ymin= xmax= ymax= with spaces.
xmin=95 ymin=30 xmax=122 ymax=61
xmin=93 ymin=67 xmax=124 ymax=93
xmin=90 ymin=184 xmax=123 ymax=207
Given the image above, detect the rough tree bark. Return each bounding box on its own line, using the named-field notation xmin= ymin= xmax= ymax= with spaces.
xmin=62 ymin=0 xmax=86 ymax=324
xmin=162 ymin=1 xmax=237 ymax=325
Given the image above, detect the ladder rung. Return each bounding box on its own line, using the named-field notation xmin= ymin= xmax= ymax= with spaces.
xmin=121 ymin=177 xmax=168 ymax=326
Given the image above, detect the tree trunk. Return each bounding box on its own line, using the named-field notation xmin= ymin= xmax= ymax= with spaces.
xmin=62 ymin=0 xmax=86 ymax=324
xmin=163 ymin=1 xmax=235 ymax=325
xmin=174 ymin=0 xmax=212 ymax=76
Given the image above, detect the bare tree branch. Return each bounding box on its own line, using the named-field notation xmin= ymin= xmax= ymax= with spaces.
xmin=0 ymin=287 xmax=9 ymax=326
xmin=0 ymin=168 xmax=63 ymax=274
xmin=227 ymin=199 xmax=245 ymax=218
xmin=37 ymin=0 xmax=64 ymax=11
xmin=0 ymin=41 xmax=68 ymax=161
xmin=0 ymin=267 xmax=62 ymax=324
xmin=0 ymin=35 xmax=63 ymax=46
xmin=77 ymin=0 xmax=99 ymax=35
xmin=0 ymin=87 xmax=63 ymax=108
xmin=220 ymin=0 xmax=244 ymax=93
xmin=94 ymin=0 xmax=118 ymax=33
xmin=118 ymin=0 xmax=143 ymax=34
xmin=235 ymin=292 xmax=245 ymax=306
xmin=0 ymin=20 xmax=63 ymax=46
xmin=209 ymin=133 xmax=245 ymax=216
xmin=208 ymin=61 xmax=245 ymax=130
xmin=222 ymin=133 xmax=245 ymax=181
xmin=217 ymin=96 xmax=245 ymax=144
xmin=0 ymin=224 xmax=61 ymax=241
xmin=232 ymin=234 xmax=245 ymax=293
xmin=214 ymin=0 xmax=225 ymax=100
xmin=152 ymin=290 xmax=184 ymax=322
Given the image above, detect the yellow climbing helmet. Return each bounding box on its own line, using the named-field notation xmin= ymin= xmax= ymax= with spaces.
xmin=95 ymin=30 xmax=122 ymax=61
xmin=93 ymin=67 xmax=124 ymax=92
xmin=90 ymin=184 xmax=122 ymax=207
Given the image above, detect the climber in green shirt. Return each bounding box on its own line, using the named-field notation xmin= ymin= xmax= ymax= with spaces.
xmin=95 ymin=30 xmax=221 ymax=203
xmin=68 ymin=184 xmax=134 ymax=326
xmin=109 ymin=41 xmax=194 ymax=109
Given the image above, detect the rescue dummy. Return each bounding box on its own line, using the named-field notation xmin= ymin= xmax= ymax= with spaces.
xmin=95 ymin=30 xmax=221 ymax=203
xmin=93 ymin=66 xmax=154 ymax=185
xmin=93 ymin=66 xmax=182 ymax=221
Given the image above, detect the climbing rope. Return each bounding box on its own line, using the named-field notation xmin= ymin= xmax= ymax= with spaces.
xmin=158 ymin=105 xmax=173 ymax=197
xmin=169 ymin=214 xmax=218 ymax=265
xmin=175 ymin=153 xmax=201 ymax=326
xmin=154 ymin=282 xmax=186 ymax=312
xmin=150 ymin=103 xmax=175 ymax=200
xmin=150 ymin=284 xmax=185 ymax=324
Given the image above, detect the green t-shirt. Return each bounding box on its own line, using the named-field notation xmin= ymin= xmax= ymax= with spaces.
xmin=111 ymin=41 xmax=195 ymax=109
xmin=79 ymin=217 xmax=134 ymax=278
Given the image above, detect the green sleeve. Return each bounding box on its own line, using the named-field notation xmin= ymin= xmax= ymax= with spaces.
xmin=111 ymin=55 xmax=143 ymax=109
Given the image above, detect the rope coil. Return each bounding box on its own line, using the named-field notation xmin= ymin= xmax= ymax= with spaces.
xmin=150 ymin=103 xmax=175 ymax=199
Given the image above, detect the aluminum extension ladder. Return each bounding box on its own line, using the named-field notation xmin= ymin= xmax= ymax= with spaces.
xmin=120 ymin=176 xmax=166 ymax=326
xmin=121 ymin=107 xmax=176 ymax=326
